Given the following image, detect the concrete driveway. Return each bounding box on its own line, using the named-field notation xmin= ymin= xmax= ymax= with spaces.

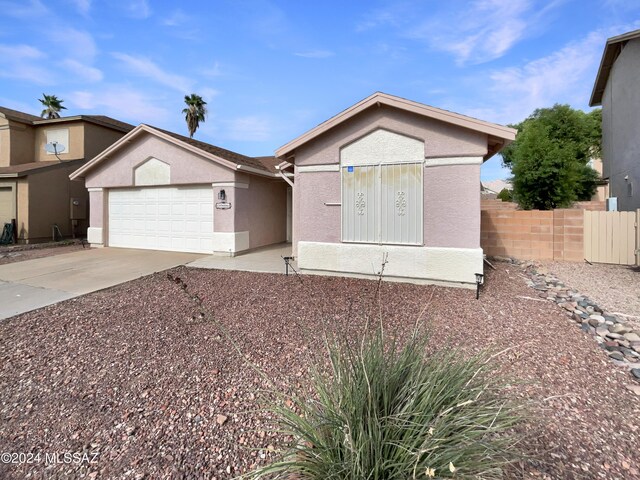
xmin=0 ymin=248 xmax=203 ymax=320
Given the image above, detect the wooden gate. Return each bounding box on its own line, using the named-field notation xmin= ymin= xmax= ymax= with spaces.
xmin=583 ymin=210 xmax=639 ymax=265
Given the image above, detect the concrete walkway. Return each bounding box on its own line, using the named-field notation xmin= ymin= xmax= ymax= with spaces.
xmin=0 ymin=248 xmax=203 ymax=320
xmin=187 ymin=243 xmax=295 ymax=274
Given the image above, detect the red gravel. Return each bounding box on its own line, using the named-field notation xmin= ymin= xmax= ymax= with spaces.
xmin=0 ymin=264 xmax=638 ymax=479
xmin=0 ymin=244 xmax=86 ymax=265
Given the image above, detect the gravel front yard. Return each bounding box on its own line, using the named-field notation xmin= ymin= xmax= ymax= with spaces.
xmin=540 ymin=261 xmax=640 ymax=321
xmin=0 ymin=244 xmax=86 ymax=265
xmin=1 ymin=264 xmax=639 ymax=479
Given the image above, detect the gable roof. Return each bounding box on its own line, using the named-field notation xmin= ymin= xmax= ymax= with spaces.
xmin=0 ymin=106 xmax=134 ymax=133
xmin=275 ymin=92 xmax=517 ymax=160
xmin=0 ymin=106 xmax=42 ymax=124
xmin=70 ymin=124 xmax=278 ymax=180
xmin=590 ymin=29 xmax=640 ymax=106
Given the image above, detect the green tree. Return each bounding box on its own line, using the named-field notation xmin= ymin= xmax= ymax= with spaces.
xmin=497 ymin=188 xmax=512 ymax=202
xmin=38 ymin=93 xmax=67 ymax=119
xmin=182 ymin=93 xmax=207 ymax=138
xmin=501 ymin=104 xmax=601 ymax=210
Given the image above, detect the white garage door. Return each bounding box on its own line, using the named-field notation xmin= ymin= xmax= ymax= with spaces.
xmin=108 ymin=186 xmax=214 ymax=253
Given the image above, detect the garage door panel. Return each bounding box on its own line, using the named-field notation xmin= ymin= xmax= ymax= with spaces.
xmin=108 ymin=186 xmax=214 ymax=254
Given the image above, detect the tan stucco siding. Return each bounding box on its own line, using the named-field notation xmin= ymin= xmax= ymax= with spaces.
xmin=2 ymin=121 xmax=36 ymax=166
xmin=84 ymin=134 xmax=238 ymax=188
xmin=0 ymin=117 xmax=10 ymax=168
xmin=84 ymin=123 xmax=129 ymax=160
xmin=0 ymin=181 xmax=16 ymax=225
xmin=16 ymin=179 xmax=28 ymax=240
xmin=34 ymin=122 xmax=84 ymax=162
xmin=293 ymin=105 xmax=488 ymax=166
xmin=27 ymin=164 xmax=89 ymax=241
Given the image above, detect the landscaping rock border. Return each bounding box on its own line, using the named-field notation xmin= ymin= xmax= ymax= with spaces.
xmin=521 ymin=261 xmax=640 ymax=388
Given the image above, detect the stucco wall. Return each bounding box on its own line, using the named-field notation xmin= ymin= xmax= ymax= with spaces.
xmin=84 ymin=133 xmax=238 ymax=188
xmin=35 ymin=122 xmax=84 ymax=162
xmin=424 ymin=164 xmax=480 ymax=248
xmin=84 ymin=123 xmax=130 ymax=160
xmin=235 ymin=176 xmax=288 ymax=248
xmin=27 ymin=163 xmax=89 ymax=241
xmin=84 ymin=132 xmax=287 ymax=252
xmin=16 ymin=179 xmax=28 ymax=240
xmin=293 ymin=105 xmax=487 ymax=167
xmin=0 ymin=117 xmax=8 ymax=168
xmin=602 ymin=37 xmax=640 ymax=211
xmin=294 ymin=171 xmax=341 ymax=249
xmin=4 ymin=121 xmax=36 ymax=166
xmin=291 ymin=107 xmax=487 ymax=257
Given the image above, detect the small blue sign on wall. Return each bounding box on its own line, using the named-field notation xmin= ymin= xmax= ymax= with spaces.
xmin=347 ymin=166 xmax=354 ymax=172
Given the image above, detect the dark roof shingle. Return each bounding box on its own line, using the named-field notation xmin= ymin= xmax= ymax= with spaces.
xmin=155 ymin=127 xmax=272 ymax=173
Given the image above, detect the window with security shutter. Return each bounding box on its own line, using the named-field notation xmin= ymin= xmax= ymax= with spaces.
xmin=45 ymin=128 xmax=69 ymax=155
xmin=341 ymin=129 xmax=424 ymax=245
xmin=342 ymin=162 xmax=423 ymax=245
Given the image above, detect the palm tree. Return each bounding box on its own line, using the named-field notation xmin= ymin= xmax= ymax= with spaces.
xmin=182 ymin=94 xmax=207 ymax=138
xmin=38 ymin=94 xmax=67 ymax=119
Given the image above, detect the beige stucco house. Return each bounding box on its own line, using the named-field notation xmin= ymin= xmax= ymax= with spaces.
xmin=70 ymin=124 xmax=288 ymax=254
xmin=275 ymin=93 xmax=516 ymax=287
xmin=0 ymin=107 xmax=133 ymax=242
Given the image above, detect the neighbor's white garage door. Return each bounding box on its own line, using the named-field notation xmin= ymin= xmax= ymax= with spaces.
xmin=108 ymin=186 xmax=214 ymax=253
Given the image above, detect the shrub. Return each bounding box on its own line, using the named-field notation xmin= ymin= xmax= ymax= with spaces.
xmin=249 ymin=325 xmax=524 ymax=479
xmin=497 ymin=188 xmax=513 ymax=202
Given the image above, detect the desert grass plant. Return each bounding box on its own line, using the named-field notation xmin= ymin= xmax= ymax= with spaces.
xmin=167 ymin=268 xmax=525 ymax=479
xmin=246 ymin=321 xmax=525 ymax=480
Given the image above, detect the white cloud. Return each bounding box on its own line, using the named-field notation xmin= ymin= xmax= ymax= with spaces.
xmin=48 ymin=28 xmax=97 ymax=62
xmin=409 ymin=0 xmax=538 ymax=65
xmin=482 ymin=29 xmax=611 ymax=123
xmin=225 ymin=115 xmax=271 ymax=141
xmin=67 ymin=85 xmax=170 ymax=123
xmin=359 ymin=0 xmax=564 ymax=65
xmin=124 ymin=0 xmax=151 ymax=19
xmin=200 ymin=62 xmax=223 ymax=78
xmin=0 ymin=0 xmax=47 ymax=17
xmin=0 ymin=44 xmax=51 ymax=84
xmin=62 ymin=59 xmax=103 ymax=82
xmin=112 ymin=52 xmax=193 ymax=92
xmin=161 ymin=9 xmax=189 ymax=27
xmin=198 ymin=87 xmax=220 ymax=102
xmin=294 ymin=50 xmax=335 ymax=59
xmin=70 ymin=0 xmax=91 ymax=15
xmin=356 ymin=5 xmax=405 ymax=32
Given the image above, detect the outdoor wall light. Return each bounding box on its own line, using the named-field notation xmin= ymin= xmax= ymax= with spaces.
xmin=218 ymin=189 xmax=226 ymax=202
xmin=475 ymin=272 xmax=484 ymax=300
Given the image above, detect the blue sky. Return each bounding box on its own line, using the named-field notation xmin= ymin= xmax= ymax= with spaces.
xmin=1 ymin=0 xmax=638 ymax=180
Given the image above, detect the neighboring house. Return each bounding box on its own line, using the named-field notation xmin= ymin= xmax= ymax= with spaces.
xmin=70 ymin=124 xmax=288 ymax=254
xmin=590 ymin=29 xmax=640 ymax=211
xmin=587 ymin=157 xmax=609 ymax=201
xmin=275 ymin=92 xmax=516 ymax=287
xmin=0 ymin=107 xmax=133 ymax=242
xmin=481 ymin=179 xmax=512 ymax=198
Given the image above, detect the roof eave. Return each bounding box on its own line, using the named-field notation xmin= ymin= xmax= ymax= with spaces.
xmin=70 ymin=124 xmax=268 ymax=180
xmin=590 ymin=29 xmax=640 ymax=107
xmin=33 ymin=115 xmax=133 ymax=133
xmin=275 ymin=92 xmax=517 ymax=159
